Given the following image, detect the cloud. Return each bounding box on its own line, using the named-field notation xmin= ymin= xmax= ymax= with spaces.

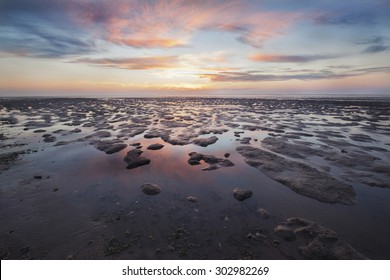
xmin=356 ymin=36 xmax=386 ymax=45
xmin=313 ymin=11 xmax=376 ymax=26
xmin=74 ymin=56 xmax=179 ymax=70
xmin=311 ymin=2 xmax=390 ymax=27
xmin=179 ymin=51 xmax=232 ymax=66
xmin=119 ymin=38 xmax=187 ymax=49
xmin=200 ymin=71 xmax=341 ymax=82
xmin=249 ymin=53 xmax=338 ymax=63
xmin=100 ymin=1 xmax=300 ymax=49
xmin=0 ymin=0 xmax=300 ymax=57
xmin=0 ymin=0 xmax=95 ymax=58
xmin=200 ymin=66 xmax=390 ymax=82
xmin=363 ymin=45 xmax=388 ymax=53
xmin=355 ymin=36 xmax=389 ymax=54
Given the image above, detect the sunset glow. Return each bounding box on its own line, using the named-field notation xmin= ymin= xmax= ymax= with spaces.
xmin=0 ymin=0 xmax=389 ymax=96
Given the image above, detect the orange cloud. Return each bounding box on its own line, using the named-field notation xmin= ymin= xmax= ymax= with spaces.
xmin=120 ymin=38 xmax=186 ymax=48
xmin=249 ymin=53 xmax=338 ymax=63
xmin=75 ymin=56 xmax=178 ymax=70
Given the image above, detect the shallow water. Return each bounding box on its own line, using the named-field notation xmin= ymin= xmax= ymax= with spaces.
xmin=0 ymin=97 xmax=389 ymax=259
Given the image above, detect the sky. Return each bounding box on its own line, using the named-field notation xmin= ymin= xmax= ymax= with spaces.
xmin=0 ymin=0 xmax=389 ymax=97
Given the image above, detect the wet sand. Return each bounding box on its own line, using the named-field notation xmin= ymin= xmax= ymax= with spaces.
xmin=0 ymin=97 xmax=389 ymax=259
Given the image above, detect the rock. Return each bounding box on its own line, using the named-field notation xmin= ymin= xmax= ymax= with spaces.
xmin=274 ymin=225 xmax=296 ymax=241
xmin=85 ymin=131 xmax=111 ymax=139
xmin=234 ymin=132 xmax=241 ymax=137
xmin=242 ymin=125 xmax=259 ymax=131
xmin=43 ymin=134 xmax=57 ymax=143
xmin=130 ymin=143 xmax=141 ymax=147
xmin=186 ymin=196 xmax=197 ymax=202
xmin=163 ymin=132 xmax=198 ymax=146
xmin=160 ymin=120 xmax=187 ymax=128
xmin=181 ymin=115 xmax=194 ymax=121
xmin=188 ymin=152 xmax=203 ymax=165
xmin=224 ymin=153 xmax=230 ymax=158
xmin=240 ymin=137 xmax=251 ymax=144
xmin=33 ymin=129 xmax=46 ymax=133
xmin=236 ymin=146 xmax=356 ymax=205
xmin=217 ymin=159 xmax=235 ymax=167
xmin=119 ymin=128 xmax=147 ymax=138
xmin=258 ymin=208 xmax=270 ymax=219
xmin=233 ymin=188 xmax=252 ymax=201
xmin=93 ymin=140 xmax=127 ymax=154
xmin=274 ymin=217 xmax=366 ymax=259
xmin=147 ymin=143 xmax=164 ymax=150
xmin=104 ymin=143 xmax=127 ymax=154
xmin=70 ymin=128 xmax=82 ymax=133
xmin=124 ymin=149 xmax=151 ymax=169
xmin=349 ymin=133 xmax=376 ymax=142
xmin=199 ymin=128 xmax=228 ymax=135
xmin=202 ymin=155 xmax=219 ymax=164
xmin=141 ymin=183 xmax=161 ymax=195
xmin=188 ymin=152 xmax=234 ymax=170
xmin=192 ymin=136 xmax=218 ymax=147
xmin=0 ymin=116 xmax=18 ymax=124
xmin=33 ymin=174 xmax=42 ymax=179
xmin=144 ymin=129 xmax=167 ymax=139
xmin=125 ymin=149 xmax=143 ymax=159
xmin=126 ymin=157 xmax=151 ymax=169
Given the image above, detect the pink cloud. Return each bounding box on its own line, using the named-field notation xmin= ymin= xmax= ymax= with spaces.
xmin=72 ymin=0 xmax=299 ymax=49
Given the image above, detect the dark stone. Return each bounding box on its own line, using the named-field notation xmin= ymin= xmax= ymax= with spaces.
xmin=124 ymin=149 xmax=151 ymax=169
xmin=141 ymin=183 xmax=161 ymax=195
xmin=124 ymin=149 xmax=143 ymax=160
xmin=186 ymin=196 xmax=197 ymax=202
xmin=126 ymin=157 xmax=151 ymax=169
xmin=188 ymin=152 xmax=204 ymax=165
xmin=240 ymin=137 xmax=251 ymax=144
xmin=258 ymin=208 xmax=270 ymax=219
xmin=147 ymin=143 xmax=164 ymax=150
xmin=192 ymin=136 xmax=218 ymax=147
xmin=104 ymin=143 xmax=128 ymax=154
xmin=130 ymin=143 xmax=141 ymax=147
xmin=92 ymin=140 xmax=127 ymax=154
xmin=187 ymin=152 xmax=234 ymax=170
xmin=43 ymin=135 xmax=57 ymax=143
xmin=233 ymin=188 xmax=252 ymax=201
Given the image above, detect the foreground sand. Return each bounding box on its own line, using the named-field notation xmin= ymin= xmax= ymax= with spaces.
xmin=0 ymin=97 xmax=389 ymax=259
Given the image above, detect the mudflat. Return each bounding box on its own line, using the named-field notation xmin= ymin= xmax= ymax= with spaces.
xmin=0 ymin=97 xmax=389 ymax=259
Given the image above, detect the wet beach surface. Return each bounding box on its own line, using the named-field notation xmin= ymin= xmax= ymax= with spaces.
xmin=1 ymin=97 xmax=389 ymax=259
